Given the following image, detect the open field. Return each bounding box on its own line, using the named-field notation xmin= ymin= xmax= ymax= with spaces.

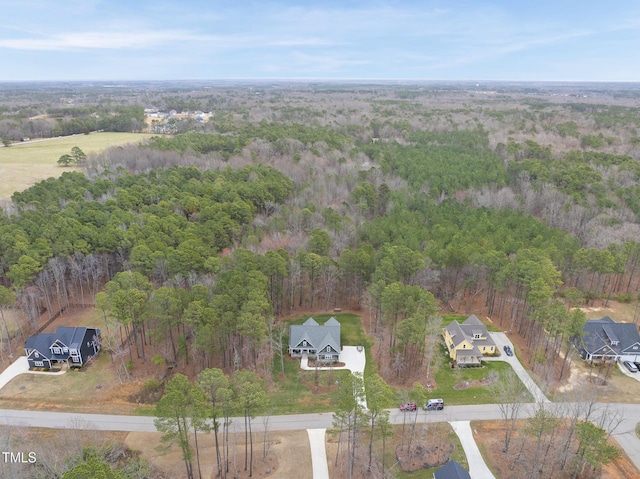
xmin=0 ymin=132 xmax=155 ymax=201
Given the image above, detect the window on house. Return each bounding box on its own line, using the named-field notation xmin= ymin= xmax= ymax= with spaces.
xmin=303 ymin=340 xmax=307 ymax=347
xmin=72 ymin=356 xmax=80 ymax=363
xmin=53 ymin=347 xmax=61 ymax=354
xmin=463 ymin=344 xmax=466 ymax=349
xmin=34 ymin=361 xmax=44 ymax=367
xmin=474 ymin=334 xmax=481 ymax=339
xmin=34 ymin=352 xmax=39 ymax=358
xmin=63 ymin=347 xmax=68 ymax=353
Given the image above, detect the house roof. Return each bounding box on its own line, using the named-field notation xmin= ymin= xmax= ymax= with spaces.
xmin=434 ymin=460 xmax=471 ymax=479
xmin=463 ymin=314 xmax=483 ymax=326
xmin=580 ymin=317 xmax=640 ymax=356
xmin=289 ymin=317 xmax=340 ymax=353
xmin=25 ymin=327 xmax=99 ymax=360
xmin=445 ymin=315 xmax=495 ymax=352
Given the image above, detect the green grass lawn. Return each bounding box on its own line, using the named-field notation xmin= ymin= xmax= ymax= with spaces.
xmin=430 ymin=350 xmax=533 ymax=405
xmin=0 ymin=353 xmax=117 ymax=409
xmin=0 ymin=132 xmax=155 ymax=200
xmin=267 ymin=312 xmax=376 ymax=414
xmin=285 ymin=313 xmax=376 ymax=376
xmin=269 ymin=312 xmax=530 ymax=414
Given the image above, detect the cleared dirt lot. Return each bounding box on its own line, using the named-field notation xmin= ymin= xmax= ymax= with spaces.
xmin=125 ymin=429 xmax=312 ymax=479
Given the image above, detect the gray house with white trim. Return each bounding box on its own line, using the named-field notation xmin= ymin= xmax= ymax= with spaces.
xmin=573 ymin=316 xmax=640 ymax=363
xmin=24 ymin=326 xmax=100 ymax=370
xmin=289 ymin=317 xmax=340 ymax=362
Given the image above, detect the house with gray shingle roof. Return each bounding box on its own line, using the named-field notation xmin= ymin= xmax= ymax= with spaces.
xmin=289 ymin=317 xmax=340 ymax=362
xmin=433 ymin=460 xmax=471 ymax=479
xmin=442 ymin=314 xmax=496 ymax=367
xmin=572 ymin=316 xmax=640 ymax=363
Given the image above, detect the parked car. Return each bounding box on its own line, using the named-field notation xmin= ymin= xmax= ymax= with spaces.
xmin=400 ymin=403 xmax=417 ymax=412
xmin=503 ymin=345 xmax=514 ymax=356
xmin=623 ymin=361 xmax=638 ymax=373
xmin=424 ymin=398 xmax=444 ymax=411
xmin=634 ymin=362 xmax=640 ymax=371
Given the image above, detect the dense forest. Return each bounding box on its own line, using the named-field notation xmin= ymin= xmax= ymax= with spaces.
xmin=3 ymin=81 xmax=640 ymax=478
xmin=2 ymin=83 xmax=640 ymax=384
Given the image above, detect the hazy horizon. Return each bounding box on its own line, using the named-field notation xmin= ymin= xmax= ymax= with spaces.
xmin=1 ymin=1 xmax=639 ymax=83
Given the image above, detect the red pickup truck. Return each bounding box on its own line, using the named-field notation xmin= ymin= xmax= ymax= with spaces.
xmin=400 ymin=403 xmax=417 ymax=412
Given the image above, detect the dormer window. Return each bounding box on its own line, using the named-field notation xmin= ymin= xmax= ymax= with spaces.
xmin=474 ymin=334 xmax=481 ymax=339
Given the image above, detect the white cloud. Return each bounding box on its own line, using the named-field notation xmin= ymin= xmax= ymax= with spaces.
xmin=0 ymin=30 xmax=213 ymax=51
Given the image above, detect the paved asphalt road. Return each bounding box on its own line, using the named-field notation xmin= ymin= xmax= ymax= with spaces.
xmin=3 ymin=401 xmax=640 ymax=469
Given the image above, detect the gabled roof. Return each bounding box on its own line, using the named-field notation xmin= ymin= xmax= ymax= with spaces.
xmin=445 ymin=315 xmax=495 ymax=351
xmin=25 ymin=333 xmax=56 ymax=358
xmin=434 ymin=460 xmax=471 ymax=479
xmin=289 ymin=317 xmax=340 ymax=352
xmin=580 ymin=317 xmax=640 ymax=356
xmin=25 ymin=327 xmax=99 ymax=360
xmin=462 ymin=314 xmax=483 ymax=326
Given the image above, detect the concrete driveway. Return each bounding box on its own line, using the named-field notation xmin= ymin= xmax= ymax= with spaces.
xmin=450 ymin=421 xmax=496 ymax=479
xmin=300 ymin=346 xmax=367 ymax=408
xmin=617 ymin=361 xmax=640 ymax=381
xmin=0 ymin=357 xmax=29 ymax=390
xmin=487 ymin=333 xmax=550 ymax=404
xmin=300 ymin=346 xmax=366 ymax=374
xmin=307 ymin=429 xmax=329 ymax=479
xmin=0 ymin=356 xmax=66 ymax=391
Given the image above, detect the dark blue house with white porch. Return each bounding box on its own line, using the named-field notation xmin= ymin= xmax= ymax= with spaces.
xmin=24 ymin=327 xmax=100 ymax=370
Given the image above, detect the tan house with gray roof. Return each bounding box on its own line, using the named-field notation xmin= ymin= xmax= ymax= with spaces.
xmin=442 ymin=314 xmax=496 ymax=367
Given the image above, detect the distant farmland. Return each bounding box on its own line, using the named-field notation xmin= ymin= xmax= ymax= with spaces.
xmin=0 ymin=132 xmax=156 ymax=202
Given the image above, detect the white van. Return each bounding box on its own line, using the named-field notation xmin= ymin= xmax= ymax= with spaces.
xmin=424 ymin=398 xmax=444 ymax=410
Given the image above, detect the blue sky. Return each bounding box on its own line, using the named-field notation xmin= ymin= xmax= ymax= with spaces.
xmin=1 ymin=0 xmax=639 ymax=82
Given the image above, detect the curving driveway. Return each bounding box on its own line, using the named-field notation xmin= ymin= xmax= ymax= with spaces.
xmin=0 ymin=356 xmax=66 ymax=391
xmin=487 ymin=332 xmax=550 ymax=404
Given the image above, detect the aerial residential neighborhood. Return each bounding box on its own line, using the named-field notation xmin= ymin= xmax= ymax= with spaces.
xmin=1 ymin=4 xmax=640 ymax=474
